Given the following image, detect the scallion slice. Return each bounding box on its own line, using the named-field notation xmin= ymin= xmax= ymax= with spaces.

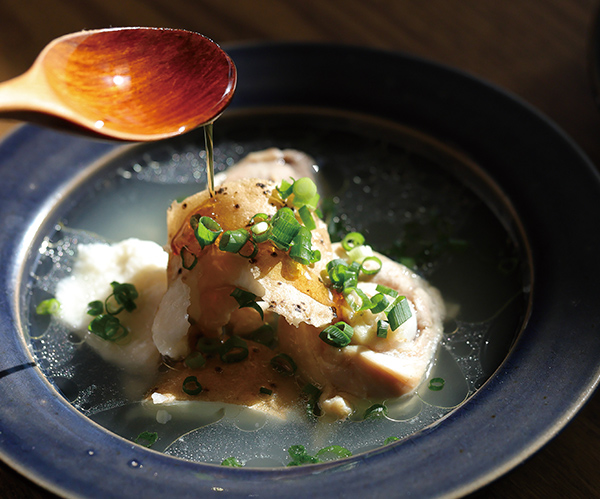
xmin=359 ymin=255 xmax=382 ymax=275
xmin=182 ymin=375 xmax=203 ymax=395
xmin=219 ymin=228 xmax=250 ymax=253
xmin=428 ymin=377 xmax=445 ymax=391
xmin=88 ymin=314 xmax=128 ymax=342
xmin=376 ymin=284 xmax=399 ymax=299
xmin=276 ymin=178 xmax=295 ymax=199
xmin=190 ymin=214 xmax=222 ymax=249
xmin=259 ymin=387 xmax=273 ymax=395
xmin=196 ymin=337 xmax=222 ymax=354
xmin=376 ymin=319 xmax=389 ymax=338
xmin=230 ymin=288 xmax=264 ymax=320
xmin=347 ymin=244 xmax=373 ymax=263
xmin=250 ymin=213 xmax=269 ymax=224
xmin=221 ymin=457 xmax=243 ymax=467
xmin=289 ymin=226 xmax=320 ymax=265
xmin=303 ymin=383 xmax=322 ymax=418
xmin=298 ymin=204 xmax=316 ymax=230
xmin=326 ymin=259 xmax=350 ymax=290
xmin=36 ymin=298 xmax=60 ymax=315
xmin=251 ymin=220 xmax=271 ymax=243
xmin=319 ymin=321 xmax=353 ymax=348
xmin=86 ymin=300 xmax=104 ymax=316
xmin=219 ymin=336 xmax=249 ymax=363
xmin=269 ymin=207 xmax=301 ymax=251
xmin=292 ymin=177 xmax=317 ymax=204
xmin=180 ymin=245 xmax=198 ymax=270
xmin=238 ymin=240 xmax=259 ymax=259
xmin=287 ymin=445 xmax=320 ymax=466
xmin=270 ymin=353 xmax=297 ymax=376
xmin=135 ymin=431 xmax=158 ymax=448
xmin=105 ymin=281 xmax=138 ymax=315
xmin=342 ymin=261 xmax=361 ymax=293
xmin=364 ymin=403 xmax=388 ymax=420
xmin=387 ymin=296 xmax=412 ymax=331
xmin=341 ymin=232 xmax=365 ymax=251
xmin=370 ymin=293 xmax=389 ymax=314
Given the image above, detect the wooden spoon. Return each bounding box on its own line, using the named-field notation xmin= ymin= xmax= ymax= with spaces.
xmin=0 ymin=27 xmax=237 ymax=141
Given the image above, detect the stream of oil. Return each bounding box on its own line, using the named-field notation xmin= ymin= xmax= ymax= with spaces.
xmin=204 ymin=123 xmax=215 ymax=197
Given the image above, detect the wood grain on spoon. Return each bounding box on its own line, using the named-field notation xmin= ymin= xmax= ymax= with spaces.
xmin=0 ymin=27 xmax=237 ymax=141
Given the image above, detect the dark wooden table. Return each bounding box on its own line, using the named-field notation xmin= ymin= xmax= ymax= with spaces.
xmin=1 ymin=1 xmax=599 ymax=497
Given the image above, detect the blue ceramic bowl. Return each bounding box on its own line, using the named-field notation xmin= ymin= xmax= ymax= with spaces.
xmin=1 ymin=43 xmax=600 ymax=498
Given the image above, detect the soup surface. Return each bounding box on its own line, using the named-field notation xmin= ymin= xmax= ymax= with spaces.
xmin=26 ymin=109 xmax=530 ymax=466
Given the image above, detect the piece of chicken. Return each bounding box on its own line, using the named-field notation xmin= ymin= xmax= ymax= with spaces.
xmin=150 ymin=148 xmax=445 ymax=421
xmin=278 ymin=244 xmax=445 ymax=419
xmin=151 ymin=177 xmax=336 ymax=362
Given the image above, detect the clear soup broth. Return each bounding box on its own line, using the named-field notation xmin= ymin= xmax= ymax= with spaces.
xmin=26 ymin=109 xmax=530 ymax=466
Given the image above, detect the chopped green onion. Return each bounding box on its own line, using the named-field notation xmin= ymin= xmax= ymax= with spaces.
xmin=298 ymin=204 xmax=316 ymax=230
xmin=370 ymin=293 xmax=389 ymax=314
xmin=428 ymin=377 xmax=445 ymax=391
xmin=86 ymin=300 xmax=104 ymax=316
xmin=303 ymin=383 xmax=322 ymax=418
xmin=190 ymin=214 xmax=222 ymax=249
xmin=269 ymin=207 xmax=301 ymax=251
xmin=375 ymin=284 xmax=399 ymax=299
xmin=88 ymin=314 xmax=128 ymax=342
xmin=315 ymin=445 xmax=352 ymax=461
xmin=247 ymin=324 xmax=276 ymax=348
xmin=356 ymin=288 xmax=375 ymax=312
xmin=135 ymin=431 xmax=158 ymax=448
xmin=259 ymin=387 xmax=273 ymax=395
xmin=182 ymin=375 xmax=203 ymax=395
xmin=347 ymin=244 xmax=374 ymax=263
xmin=238 ymin=240 xmax=259 ymax=259
xmin=219 ymin=229 xmax=250 ymax=253
xmin=251 ymin=220 xmax=271 ymax=243
xmin=376 ymin=319 xmax=389 ymax=338
xmin=364 ymin=403 xmax=388 ymax=420
xmin=384 ymin=436 xmax=400 ymax=444
xmin=326 ymin=259 xmax=350 ymax=290
xmin=196 ymin=337 xmax=222 ymax=354
xmin=343 ymin=289 xmax=361 ymax=312
xmin=270 ymin=353 xmax=297 ymax=376
xmin=387 ymin=296 xmax=412 ymax=331
xmin=221 ymin=457 xmax=243 ymax=467
xmin=289 ymin=227 xmax=320 ymax=265
xmin=184 ymin=351 xmax=206 ymax=369
xmin=105 ymin=281 xmax=138 ymax=314
xmin=250 ymin=213 xmax=269 ymax=224
xmin=36 ymin=298 xmax=61 ymax=315
xmin=276 ymin=178 xmax=295 ymax=199
xmin=180 ymin=245 xmax=198 ymax=270
xmin=359 ymin=256 xmax=382 ymax=275
xmin=341 ymin=261 xmax=360 ymax=293
xmin=287 ymin=445 xmax=320 ymax=466
xmin=219 ymin=336 xmax=249 ymax=363
xmin=230 ymin=288 xmax=264 ymax=320
xmin=292 ymin=177 xmax=318 ymax=203
xmin=319 ymin=321 xmax=353 ymax=348
xmin=341 ymin=232 xmax=365 ymax=251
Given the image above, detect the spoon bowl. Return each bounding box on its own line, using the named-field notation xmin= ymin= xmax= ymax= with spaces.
xmin=0 ymin=27 xmax=237 ymax=141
